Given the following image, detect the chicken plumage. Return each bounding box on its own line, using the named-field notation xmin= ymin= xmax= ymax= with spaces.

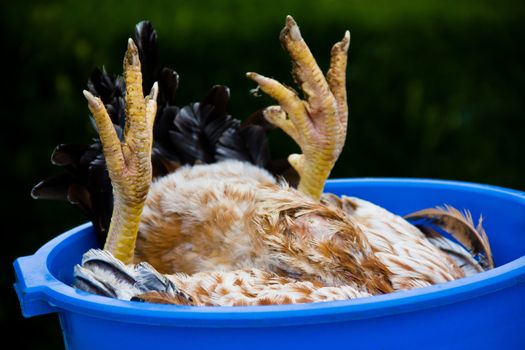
xmin=76 ymin=249 xmax=371 ymax=306
xmin=31 ymin=21 xmax=294 ymax=244
xmin=135 ymin=160 xmax=393 ymax=294
xmin=69 ymin=16 xmax=494 ymax=306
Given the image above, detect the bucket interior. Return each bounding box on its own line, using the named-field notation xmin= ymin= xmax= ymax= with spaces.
xmin=47 ymin=225 xmax=100 ymax=286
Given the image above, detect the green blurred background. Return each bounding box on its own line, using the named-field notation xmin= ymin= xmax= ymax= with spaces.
xmin=3 ymin=0 xmax=524 ymax=347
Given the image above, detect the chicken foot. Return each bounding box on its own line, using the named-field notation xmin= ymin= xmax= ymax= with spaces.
xmin=247 ymin=16 xmax=349 ymax=200
xmin=83 ymin=39 xmax=158 ymax=263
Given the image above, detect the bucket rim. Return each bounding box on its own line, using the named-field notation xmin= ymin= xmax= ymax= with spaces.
xmin=14 ymin=177 xmax=525 ymax=327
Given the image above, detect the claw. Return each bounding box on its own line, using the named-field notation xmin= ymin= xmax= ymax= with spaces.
xmin=83 ymin=39 xmax=158 ymax=263
xmin=327 ymin=30 xmax=350 ymax=134
xmin=247 ymin=16 xmax=350 ymax=200
xmin=263 ymin=106 xmax=300 ymax=145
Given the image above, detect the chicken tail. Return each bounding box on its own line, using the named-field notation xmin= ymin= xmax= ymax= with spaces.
xmin=417 ymin=226 xmax=484 ymax=276
xmin=404 ymin=205 xmax=494 ymax=271
xmin=73 ymin=249 xmax=194 ymax=304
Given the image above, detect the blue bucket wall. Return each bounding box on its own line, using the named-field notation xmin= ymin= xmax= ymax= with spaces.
xmin=13 ymin=179 xmax=525 ymax=350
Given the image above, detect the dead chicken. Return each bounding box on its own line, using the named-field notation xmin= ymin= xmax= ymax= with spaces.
xmin=39 ymin=16 xmax=493 ymax=306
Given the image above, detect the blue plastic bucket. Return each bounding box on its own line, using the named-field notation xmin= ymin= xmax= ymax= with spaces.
xmin=14 ymin=178 xmax=525 ymax=349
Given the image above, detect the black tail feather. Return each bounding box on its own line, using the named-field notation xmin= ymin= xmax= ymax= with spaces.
xmin=73 ymin=249 xmax=193 ymax=304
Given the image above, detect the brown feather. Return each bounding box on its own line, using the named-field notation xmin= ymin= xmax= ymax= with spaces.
xmin=132 ymin=291 xmax=195 ymax=305
xmin=404 ymin=205 xmax=494 ymax=269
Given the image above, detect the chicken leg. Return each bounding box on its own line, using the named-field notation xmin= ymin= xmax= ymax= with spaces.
xmin=83 ymin=39 xmax=158 ymax=263
xmin=247 ymin=16 xmax=349 ymax=200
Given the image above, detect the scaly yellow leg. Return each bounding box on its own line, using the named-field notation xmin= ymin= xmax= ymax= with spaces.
xmin=247 ymin=16 xmax=350 ymax=200
xmin=83 ymin=39 xmax=158 ymax=263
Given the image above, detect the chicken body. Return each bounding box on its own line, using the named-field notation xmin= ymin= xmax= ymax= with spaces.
xmin=134 ymin=160 xmax=463 ymax=300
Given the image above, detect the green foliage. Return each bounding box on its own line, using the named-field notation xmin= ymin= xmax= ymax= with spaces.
xmin=3 ymin=1 xmax=524 ymax=348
